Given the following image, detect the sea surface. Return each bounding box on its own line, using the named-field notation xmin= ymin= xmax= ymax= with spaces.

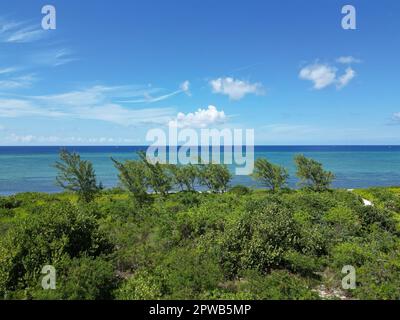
xmin=1 ymin=146 xmax=400 ymax=195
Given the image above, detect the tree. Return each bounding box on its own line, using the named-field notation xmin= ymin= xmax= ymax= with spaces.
xmin=294 ymin=154 xmax=335 ymax=191
xmin=168 ymin=164 xmax=198 ymax=192
xmin=138 ymin=152 xmax=173 ymax=196
xmin=251 ymin=158 xmax=289 ymax=192
xmin=199 ymin=163 xmax=231 ymax=193
xmin=54 ymin=149 xmax=101 ymax=202
xmin=112 ymin=158 xmax=150 ymax=205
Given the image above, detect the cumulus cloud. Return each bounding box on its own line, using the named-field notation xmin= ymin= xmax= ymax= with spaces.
xmin=209 ymin=77 xmax=264 ymax=100
xmin=299 ymin=64 xmax=337 ymax=89
xmin=169 ymin=105 xmax=227 ymax=128
xmin=336 ymin=56 xmax=362 ymax=64
xmin=299 ymin=63 xmax=356 ymax=89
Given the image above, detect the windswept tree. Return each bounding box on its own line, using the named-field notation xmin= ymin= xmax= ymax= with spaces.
xmin=294 ymin=154 xmax=335 ymax=191
xmin=138 ymin=152 xmax=173 ymax=196
xmin=251 ymin=158 xmax=289 ymax=192
xmin=54 ymin=149 xmax=101 ymax=202
xmin=199 ymin=163 xmax=232 ymax=193
xmin=111 ymin=158 xmax=150 ymax=205
xmin=168 ymin=164 xmax=198 ymax=192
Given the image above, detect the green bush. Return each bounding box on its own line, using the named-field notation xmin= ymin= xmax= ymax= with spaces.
xmin=220 ymin=201 xmax=299 ymax=277
xmin=240 ymin=270 xmax=319 ymax=300
xmin=30 ymin=256 xmax=118 ymax=300
xmin=0 ymin=202 xmax=113 ymax=297
xmin=115 ymin=270 xmax=163 ymax=300
xmin=228 ymin=185 xmax=252 ymax=195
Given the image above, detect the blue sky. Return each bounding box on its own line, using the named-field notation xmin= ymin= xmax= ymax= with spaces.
xmin=0 ymin=0 xmax=399 ymax=145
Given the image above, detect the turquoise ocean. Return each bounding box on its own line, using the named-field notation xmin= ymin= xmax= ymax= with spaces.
xmin=1 ymin=146 xmax=400 ymax=195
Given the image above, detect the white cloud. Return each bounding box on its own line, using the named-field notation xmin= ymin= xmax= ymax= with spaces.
xmin=4 ymin=134 xmax=140 ymax=145
xmin=0 ymin=74 xmax=37 ymax=90
xmin=299 ymin=63 xmax=356 ymax=89
xmin=0 ymin=67 xmax=18 ymax=75
xmin=337 ymin=67 xmax=356 ymax=89
xmin=169 ymin=105 xmax=227 ymax=128
xmin=392 ymin=113 xmax=400 ymax=122
xmin=31 ymin=48 xmax=77 ymax=67
xmin=299 ymin=64 xmax=337 ymax=89
xmin=0 ymin=19 xmax=47 ymax=43
xmin=180 ymin=80 xmax=191 ymax=96
xmin=209 ymin=77 xmax=264 ymax=100
xmin=121 ymin=80 xmax=191 ymax=103
xmin=336 ymin=56 xmax=362 ymax=64
xmin=0 ymin=85 xmax=176 ymax=126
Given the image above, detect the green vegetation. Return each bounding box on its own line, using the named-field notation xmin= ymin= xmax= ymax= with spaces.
xmin=0 ymin=151 xmax=399 ymax=300
xmin=295 ymin=154 xmax=335 ymax=191
xmin=252 ymin=158 xmax=289 ymax=192
xmin=55 ymin=149 xmax=102 ymax=203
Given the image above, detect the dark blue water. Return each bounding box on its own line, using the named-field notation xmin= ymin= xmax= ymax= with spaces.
xmin=1 ymin=146 xmax=400 ymax=195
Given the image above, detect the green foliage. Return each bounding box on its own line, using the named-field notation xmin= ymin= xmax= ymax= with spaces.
xmin=157 ymin=248 xmax=223 ymax=299
xmin=115 ymin=270 xmax=163 ymax=300
xmin=54 ymin=149 xmax=101 ymax=203
xmin=0 ymin=202 xmax=112 ymax=297
xmin=252 ymin=158 xmax=289 ymax=192
xmin=1 ymin=155 xmax=400 ymax=300
xmin=30 ymin=256 xmax=118 ymax=300
xmin=240 ymin=270 xmax=319 ymax=300
xmin=0 ymin=196 xmax=22 ymax=210
xmin=112 ymin=157 xmax=151 ymax=206
xmin=138 ymin=152 xmax=173 ymax=196
xmin=198 ymin=163 xmax=232 ymax=193
xmin=228 ymin=184 xmax=252 ymax=195
xmin=220 ymin=201 xmax=299 ymax=277
xmin=168 ymin=164 xmax=198 ymax=192
xmin=294 ymin=154 xmax=335 ymax=191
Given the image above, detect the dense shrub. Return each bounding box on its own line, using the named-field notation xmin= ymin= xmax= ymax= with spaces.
xmin=220 ymin=201 xmax=299 ymax=277
xmin=0 ymin=202 xmax=113 ymax=297
xmin=228 ymin=185 xmax=252 ymax=195
xmin=30 ymin=256 xmax=118 ymax=300
xmin=240 ymin=270 xmax=319 ymax=300
xmin=115 ymin=269 xmax=163 ymax=300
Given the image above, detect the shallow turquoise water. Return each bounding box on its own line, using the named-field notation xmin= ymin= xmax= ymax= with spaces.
xmin=1 ymin=146 xmax=400 ymax=195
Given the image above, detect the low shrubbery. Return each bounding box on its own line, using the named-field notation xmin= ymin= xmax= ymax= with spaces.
xmin=0 ymin=151 xmax=399 ymax=300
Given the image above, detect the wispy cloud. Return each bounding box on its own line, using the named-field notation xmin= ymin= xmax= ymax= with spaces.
xmin=336 ymin=56 xmax=362 ymax=64
xmin=0 ymin=73 xmax=37 ymax=90
xmin=0 ymin=85 xmax=176 ymax=126
xmin=337 ymin=67 xmax=356 ymax=89
xmin=31 ymin=48 xmax=77 ymax=67
xmin=209 ymin=77 xmax=264 ymax=100
xmin=0 ymin=18 xmax=47 ymax=43
xmin=0 ymin=67 xmax=18 ymax=75
xmin=121 ymin=80 xmax=191 ymax=103
xmin=392 ymin=113 xmax=400 ymax=123
xmin=4 ymin=133 xmax=140 ymax=145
